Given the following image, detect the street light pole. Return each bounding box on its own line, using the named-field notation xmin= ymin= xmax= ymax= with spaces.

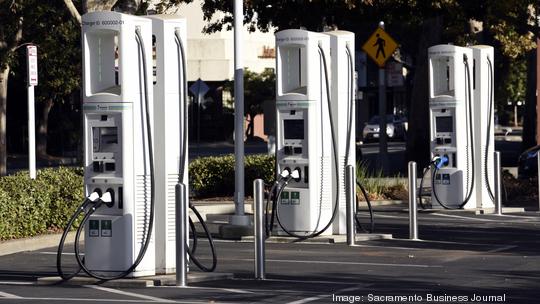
xmin=231 ymin=0 xmax=249 ymax=226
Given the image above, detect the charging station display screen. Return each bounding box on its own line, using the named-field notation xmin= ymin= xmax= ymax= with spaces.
xmin=284 ymin=119 xmax=304 ymax=140
xmin=93 ymin=127 xmax=118 ymax=152
xmin=436 ymin=117 xmax=453 ymax=133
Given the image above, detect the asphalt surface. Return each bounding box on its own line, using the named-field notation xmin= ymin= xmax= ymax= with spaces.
xmin=0 ymin=208 xmax=539 ymax=303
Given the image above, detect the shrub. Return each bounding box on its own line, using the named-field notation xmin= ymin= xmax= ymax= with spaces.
xmin=189 ymin=154 xmax=275 ymax=197
xmin=0 ymin=167 xmax=84 ymax=240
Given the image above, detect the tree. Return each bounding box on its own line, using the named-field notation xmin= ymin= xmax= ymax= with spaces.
xmin=181 ymin=0 xmax=538 ymax=167
xmin=223 ymin=68 xmax=275 ymax=140
xmin=0 ymin=1 xmax=24 ymax=175
xmin=244 ymin=68 xmax=275 ymax=140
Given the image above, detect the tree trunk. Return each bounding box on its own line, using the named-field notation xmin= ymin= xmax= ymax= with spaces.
xmin=522 ymin=49 xmax=537 ymax=152
xmin=406 ymin=16 xmax=443 ymax=169
xmin=0 ymin=66 xmax=9 ymax=176
xmin=36 ymin=98 xmax=53 ymax=158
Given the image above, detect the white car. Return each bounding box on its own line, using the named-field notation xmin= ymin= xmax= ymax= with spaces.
xmin=362 ymin=115 xmax=406 ymax=142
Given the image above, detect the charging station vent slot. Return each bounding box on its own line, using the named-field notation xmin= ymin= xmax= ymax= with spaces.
xmin=279 ymin=45 xmax=307 ymax=95
xmin=85 ymin=29 xmax=121 ymax=96
xmin=430 ymin=55 xmax=455 ymax=98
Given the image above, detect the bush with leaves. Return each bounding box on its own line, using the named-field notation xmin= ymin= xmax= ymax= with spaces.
xmin=0 ymin=167 xmax=83 ymax=240
xmin=189 ymin=154 xmax=275 ymax=197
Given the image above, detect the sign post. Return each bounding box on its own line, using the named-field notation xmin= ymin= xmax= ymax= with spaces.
xmin=189 ymin=78 xmax=209 ymax=157
xmin=362 ymin=22 xmax=398 ymax=175
xmin=26 ymin=45 xmax=38 ymax=179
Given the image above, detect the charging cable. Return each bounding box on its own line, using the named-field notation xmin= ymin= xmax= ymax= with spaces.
xmin=56 ymin=191 xmax=100 ymax=280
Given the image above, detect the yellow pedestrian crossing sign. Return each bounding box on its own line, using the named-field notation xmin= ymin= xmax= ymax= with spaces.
xmin=362 ymin=27 xmax=398 ymax=67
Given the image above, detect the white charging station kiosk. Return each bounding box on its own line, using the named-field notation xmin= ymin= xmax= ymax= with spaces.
xmin=471 ymin=45 xmax=495 ymax=209
xmin=82 ymin=11 xmax=155 ymax=277
xmin=428 ymin=45 xmax=476 ymax=209
xmin=325 ymin=31 xmax=355 ymax=234
xmin=275 ymin=29 xmax=333 ymax=235
xmin=146 ymin=14 xmax=188 ymax=274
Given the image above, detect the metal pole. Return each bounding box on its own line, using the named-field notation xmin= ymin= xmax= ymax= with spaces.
xmin=494 ymin=151 xmax=502 ymax=215
xmin=28 ymin=85 xmax=36 ymax=179
xmin=231 ymin=0 xmax=249 ymax=226
xmin=537 ymin=152 xmax=540 ymax=213
xmin=377 ymin=21 xmax=388 ymax=175
xmin=345 ymin=165 xmax=356 ymax=246
xmin=175 ymin=183 xmax=187 ymax=287
xmin=408 ymin=161 xmax=418 ymax=240
xmin=197 ymin=93 xmax=201 ymax=157
xmin=253 ymin=179 xmax=265 ymax=280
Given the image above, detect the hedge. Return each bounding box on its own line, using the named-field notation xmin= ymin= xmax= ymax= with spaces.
xmin=0 ymin=167 xmax=84 ymax=241
xmin=190 ymin=154 xmax=275 ymax=197
xmin=0 ymin=155 xmax=275 ymax=240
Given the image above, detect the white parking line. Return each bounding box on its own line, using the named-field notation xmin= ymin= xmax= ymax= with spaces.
xmin=0 ymin=296 xmax=167 ymax=303
xmin=0 ymin=281 xmax=33 ymax=286
xmin=213 ymin=258 xmax=442 ymax=268
xmin=433 ymin=213 xmax=497 ymax=222
xmin=156 ymin=285 xmax=254 ymax=294
xmin=233 ymin=277 xmax=366 ymax=286
xmin=0 ymin=291 xmax=22 ymax=299
xmin=286 ymin=286 xmax=362 ymax=304
xmin=487 ymin=245 xmax=518 ymax=253
xmin=85 ymin=285 xmax=176 ymax=303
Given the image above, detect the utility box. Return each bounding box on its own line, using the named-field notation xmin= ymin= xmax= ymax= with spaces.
xmin=274 ymin=29 xmax=333 ymax=235
xmin=471 ymin=45 xmax=495 ymax=209
xmin=146 ymin=14 xmax=188 ymax=274
xmin=325 ymin=30 xmax=355 ymax=234
xmin=428 ymin=45 xmax=476 ymax=209
xmin=82 ymin=11 xmax=155 ymax=277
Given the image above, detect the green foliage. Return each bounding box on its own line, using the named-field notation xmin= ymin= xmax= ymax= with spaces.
xmin=356 ymin=161 xmax=406 ymax=200
xmin=0 ymin=167 xmax=84 ymax=240
xmin=189 ymin=154 xmax=275 ymax=197
xmin=224 ymin=68 xmax=275 ymax=139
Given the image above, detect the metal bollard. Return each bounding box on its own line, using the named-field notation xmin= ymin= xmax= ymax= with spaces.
xmin=408 ymin=161 xmax=418 ymax=240
xmin=345 ymin=165 xmax=356 ymax=246
xmin=538 ymin=153 xmax=540 ymax=213
xmin=494 ymin=151 xmax=502 ymax=215
xmin=175 ymin=183 xmax=187 ymax=287
xmin=253 ymin=179 xmax=265 ymax=280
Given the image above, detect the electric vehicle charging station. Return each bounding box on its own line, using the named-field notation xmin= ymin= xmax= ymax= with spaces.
xmin=325 ymin=31 xmax=355 ymax=234
xmin=273 ymin=29 xmax=334 ymax=236
xmin=471 ymin=45 xmax=495 ymax=209
xmin=80 ymin=11 xmax=155 ymax=277
xmin=428 ymin=45 xmax=477 ymax=209
xmin=146 ymin=14 xmax=188 ymax=275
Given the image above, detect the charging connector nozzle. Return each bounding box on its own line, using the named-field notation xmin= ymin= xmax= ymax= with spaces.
xmin=100 ymin=192 xmax=114 ymax=208
xmin=87 ymin=192 xmax=100 ymax=202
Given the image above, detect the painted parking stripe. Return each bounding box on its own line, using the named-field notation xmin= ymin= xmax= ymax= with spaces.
xmin=233 ymin=277 xmax=367 ymax=286
xmin=0 ymin=296 xmax=169 ymax=303
xmin=210 ymin=258 xmax=442 ymax=268
xmin=0 ymin=281 xmax=33 ymax=286
xmin=0 ymin=291 xmax=21 ymax=299
xmin=433 ymin=213 xmax=497 ymax=222
xmin=286 ymin=286 xmax=363 ymax=304
xmin=487 ymin=245 xmax=518 ymax=253
xmin=85 ymin=285 xmax=176 ymax=303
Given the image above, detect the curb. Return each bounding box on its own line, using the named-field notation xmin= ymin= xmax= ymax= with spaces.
xmin=0 ymin=232 xmax=81 ymax=257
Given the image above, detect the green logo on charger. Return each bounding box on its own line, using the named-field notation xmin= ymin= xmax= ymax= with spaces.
xmin=89 ymin=220 xmax=99 ymax=237
xmin=101 ymin=220 xmax=112 ymax=237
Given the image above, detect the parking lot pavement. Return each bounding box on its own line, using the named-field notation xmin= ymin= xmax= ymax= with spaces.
xmin=0 ymin=210 xmax=539 ymax=303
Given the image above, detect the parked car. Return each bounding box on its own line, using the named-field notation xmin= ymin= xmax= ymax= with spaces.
xmin=518 ymin=145 xmax=540 ymax=179
xmin=362 ymin=115 xmax=406 ymax=142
